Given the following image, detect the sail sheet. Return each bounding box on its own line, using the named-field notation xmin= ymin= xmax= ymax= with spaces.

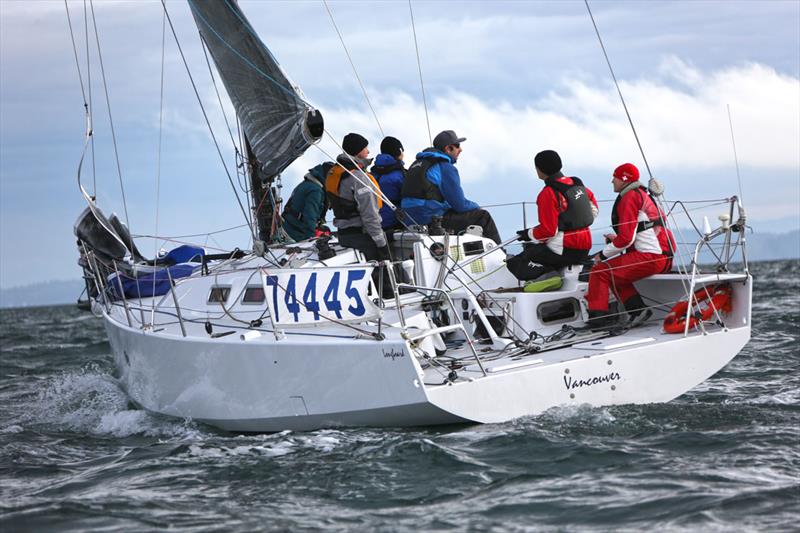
xmin=188 ymin=0 xmax=323 ymax=178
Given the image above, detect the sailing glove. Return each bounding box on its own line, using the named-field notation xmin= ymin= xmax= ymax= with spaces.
xmin=516 ymin=229 xmax=532 ymax=242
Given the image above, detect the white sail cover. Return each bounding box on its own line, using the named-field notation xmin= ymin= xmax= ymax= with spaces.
xmin=188 ymin=0 xmax=323 ymax=177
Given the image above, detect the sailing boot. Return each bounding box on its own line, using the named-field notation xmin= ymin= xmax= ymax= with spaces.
xmin=623 ymin=294 xmax=652 ymax=328
xmin=585 ymin=310 xmax=619 ymax=331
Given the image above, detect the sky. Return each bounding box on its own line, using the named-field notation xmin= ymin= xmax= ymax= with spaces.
xmin=1 ymin=0 xmax=799 ymax=288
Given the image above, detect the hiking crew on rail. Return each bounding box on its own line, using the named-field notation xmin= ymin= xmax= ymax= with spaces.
xmin=507 ymin=150 xmax=598 ymax=287
xmin=400 ymin=130 xmax=501 ymax=244
xmin=585 ymin=163 xmax=676 ymax=329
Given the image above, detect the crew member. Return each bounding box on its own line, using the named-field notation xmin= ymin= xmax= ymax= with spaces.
xmin=371 ymin=136 xmax=405 ymax=232
xmin=507 ymin=150 xmax=598 ymax=283
xmin=401 ymin=130 xmax=501 ymax=243
xmin=281 ymin=162 xmax=333 ymax=241
xmin=326 ymin=133 xmax=393 ymax=294
xmin=585 ymin=163 xmax=676 ymax=329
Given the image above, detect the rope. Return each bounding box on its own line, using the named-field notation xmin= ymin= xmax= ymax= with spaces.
xmin=408 ymin=0 xmax=432 ymax=145
xmin=89 ymin=0 xmax=131 ymax=234
xmin=160 ymin=0 xmax=255 ymax=241
xmin=322 ymin=0 xmax=385 ymax=137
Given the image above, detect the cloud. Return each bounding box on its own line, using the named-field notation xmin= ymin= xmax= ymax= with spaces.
xmin=287 ymin=59 xmax=798 ymax=181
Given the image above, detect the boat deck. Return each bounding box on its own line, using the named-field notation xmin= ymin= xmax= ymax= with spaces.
xmin=419 ymin=319 xmax=739 ymax=384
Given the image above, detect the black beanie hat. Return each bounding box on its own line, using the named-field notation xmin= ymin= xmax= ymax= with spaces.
xmin=534 ymin=150 xmax=562 ymax=176
xmin=342 ymin=133 xmax=369 ymax=156
xmin=379 ymin=136 xmax=404 ymax=159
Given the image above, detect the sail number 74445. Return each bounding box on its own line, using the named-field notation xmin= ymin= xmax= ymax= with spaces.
xmin=263 ymin=268 xmax=376 ymax=325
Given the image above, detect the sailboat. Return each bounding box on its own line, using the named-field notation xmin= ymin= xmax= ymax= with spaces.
xmin=72 ymin=1 xmax=752 ymax=432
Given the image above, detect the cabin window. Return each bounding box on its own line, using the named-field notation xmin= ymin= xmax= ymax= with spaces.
xmin=242 ymin=286 xmax=266 ymax=304
xmin=208 ymin=286 xmax=231 ymax=304
xmin=537 ymin=298 xmax=580 ymax=324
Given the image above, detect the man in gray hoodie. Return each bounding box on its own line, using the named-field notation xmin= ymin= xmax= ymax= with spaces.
xmin=326 ymin=133 xmax=392 ymax=263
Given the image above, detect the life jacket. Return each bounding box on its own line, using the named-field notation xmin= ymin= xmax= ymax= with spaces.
xmin=611 ymin=186 xmax=672 ymax=256
xmin=325 ymin=164 xmax=382 ymax=220
xmin=401 ymin=158 xmax=445 ymax=202
xmin=545 ymin=176 xmax=594 ymax=231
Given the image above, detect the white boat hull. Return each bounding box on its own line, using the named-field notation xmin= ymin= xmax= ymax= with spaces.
xmin=106 ymin=315 xmax=750 ymax=432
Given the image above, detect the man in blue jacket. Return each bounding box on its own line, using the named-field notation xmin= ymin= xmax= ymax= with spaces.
xmin=401 ymin=130 xmax=501 ymax=243
xmin=371 ymin=136 xmax=405 ymax=232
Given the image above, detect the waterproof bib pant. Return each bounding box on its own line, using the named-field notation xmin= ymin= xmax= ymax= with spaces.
xmin=586 ymin=251 xmax=670 ymax=312
xmin=442 ymin=209 xmax=501 ymax=244
xmin=507 ymin=244 xmax=589 ymax=281
xmin=337 ymin=230 xmax=394 ymax=297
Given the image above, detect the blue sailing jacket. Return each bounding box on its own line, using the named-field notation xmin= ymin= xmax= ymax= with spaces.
xmin=371 ymin=153 xmax=405 ymax=229
xmin=400 ymin=149 xmax=479 ymax=225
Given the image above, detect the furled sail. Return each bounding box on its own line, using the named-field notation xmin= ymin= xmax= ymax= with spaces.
xmin=188 ymin=0 xmax=323 ymax=242
xmin=188 ymin=0 xmax=323 ymax=178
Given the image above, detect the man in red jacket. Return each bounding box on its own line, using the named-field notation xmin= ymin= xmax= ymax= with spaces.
xmin=585 ymin=163 xmax=676 ymax=329
xmin=507 ymin=150 xmax=598 ymax=283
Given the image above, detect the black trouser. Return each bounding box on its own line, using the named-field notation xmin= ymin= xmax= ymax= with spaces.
xmin=442 ymin=208 xmax=502 ymax=244
xmin=506 ymin=243 xmax=589 ymax=281
xmin=337 ymin=229 xmax=394 ymax=296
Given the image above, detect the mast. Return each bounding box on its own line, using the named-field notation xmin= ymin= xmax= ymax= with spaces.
xmin=188 ymin=0 xmax=324 ymax=242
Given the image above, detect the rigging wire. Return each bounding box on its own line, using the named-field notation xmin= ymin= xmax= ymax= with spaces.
xmin=583 ymin=0 xmax=693 ymax=294
xmin=88 ymin=0 xmax=131 ymax=233
xmin=584 ymin=0 xmax=651 ymax=179
xmin=84 ymin=0 xmax=96 ymax=198
xmin=64 ymin=1 xmax=87 ymax=105
xmin=322 ymin=0 xmax=385 ymax=138
xmin=64 ymin=1 xmax=98 ymax=200
xmin=198 ymin=34 xmax=240 ymax=157
xmin=151 ymin=8 xmax=167 ymax=327
xmin=408 ymin=0 xmax=432 ymax=145
xmin=726 ymin=104 xmax=745 ymax=204
xmin=160 ymin=0 xmax=256 ymax=242
xmin=197 ymin=33 xmax=253 ymax=231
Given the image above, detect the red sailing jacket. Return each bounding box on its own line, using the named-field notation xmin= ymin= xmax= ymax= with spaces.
xmin=603 ymin=185 xmax=676 ymax=258
xmin=530 ymin=176 xmax=598 ymax=254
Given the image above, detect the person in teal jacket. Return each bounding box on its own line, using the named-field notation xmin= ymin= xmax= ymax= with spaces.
xmin=281 ymin=163 xmax=332 ymax=241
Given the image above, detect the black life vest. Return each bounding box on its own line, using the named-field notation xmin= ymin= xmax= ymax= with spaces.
xmin=611 ymin=186 xmax=664 ymax=234
xmin=546 ymin=176 xmax=594 ymax=231
xmin=401 ymin=157 xmax=445 ymax=202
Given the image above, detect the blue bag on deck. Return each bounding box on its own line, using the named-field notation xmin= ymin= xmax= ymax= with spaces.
xmin=108 ymin=264 xmax=197 ymax=300
xmin=159 ymin=245 xmax=205 ymax=265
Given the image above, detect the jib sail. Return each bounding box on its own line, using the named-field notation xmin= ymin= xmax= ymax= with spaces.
xmin=188 ymin=0 xmax=323 ymax=241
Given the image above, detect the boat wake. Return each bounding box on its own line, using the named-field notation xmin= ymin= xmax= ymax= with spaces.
xmin=15 ymin=364 xmax=205 ymax=439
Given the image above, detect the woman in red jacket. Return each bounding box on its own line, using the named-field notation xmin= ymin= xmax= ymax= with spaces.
xmin=585 ymin=163 xmax=676 ymax=329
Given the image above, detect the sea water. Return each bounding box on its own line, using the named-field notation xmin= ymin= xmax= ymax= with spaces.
xmin=1 ymin=260 xmax=798 ymax=532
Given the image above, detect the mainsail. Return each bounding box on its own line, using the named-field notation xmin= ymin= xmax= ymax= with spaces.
xmin=188 ymin=0 xmax=323 ymax=241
